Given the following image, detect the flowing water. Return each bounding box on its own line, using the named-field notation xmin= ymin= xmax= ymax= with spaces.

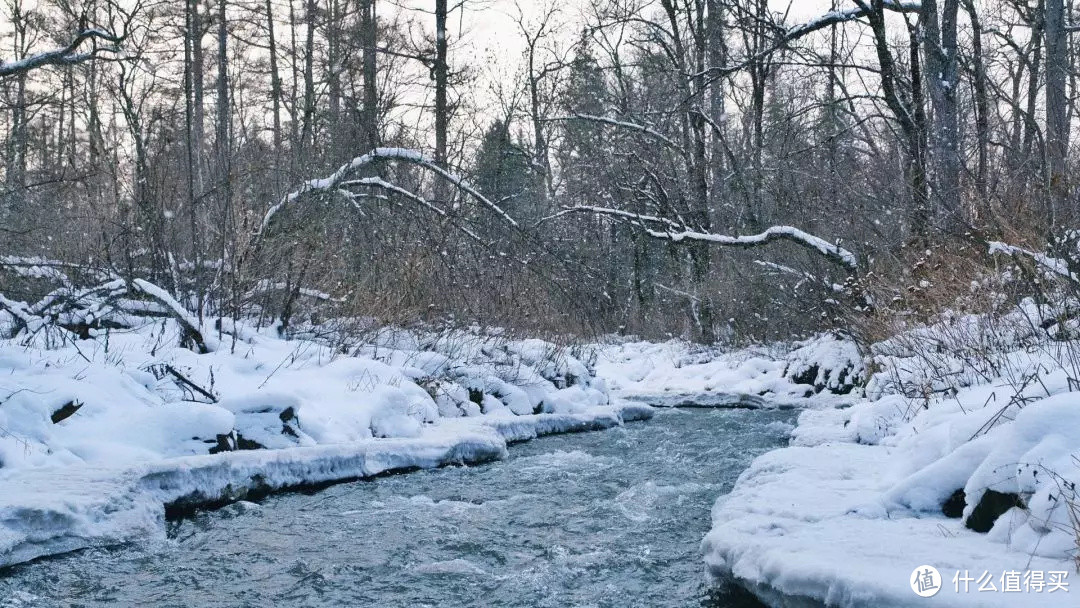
xmin=0 ymin=407 xmax=798 ymax=608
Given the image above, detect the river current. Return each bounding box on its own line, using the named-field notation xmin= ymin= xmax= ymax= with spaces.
xmin=0 ymin=407 xmax=798 ymax=607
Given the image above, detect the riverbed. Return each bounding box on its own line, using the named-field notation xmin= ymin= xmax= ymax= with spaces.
xmin=0 ymin=407 xmax=797 ymax=607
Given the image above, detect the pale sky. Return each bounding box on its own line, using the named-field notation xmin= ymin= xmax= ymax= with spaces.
xmin=390 ymin=0 xmax=839 ymax=115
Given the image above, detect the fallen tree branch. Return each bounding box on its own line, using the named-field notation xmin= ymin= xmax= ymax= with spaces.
xmin=987 ymin=241 xmax=1076 ymax=282
xmin=161 ymin=364 xmax=218 ymax=403
xmin=558 ymin=206 xmax=859 ymax=270
xmin=131 ymin=279 xmax=212 ymax=353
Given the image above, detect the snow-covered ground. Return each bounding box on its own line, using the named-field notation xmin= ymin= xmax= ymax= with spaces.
xmin=0 ymin=317 xmax=651 ymax=569
xmin=10 ymin=280 xmax=1076 ymax=608
xmin=594 ymin=333 xmax=865 ymax=408
xmin=703 ymin=302 xmax=1080 ymax=606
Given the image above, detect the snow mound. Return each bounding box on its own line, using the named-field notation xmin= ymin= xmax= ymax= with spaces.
xmin=783 ymin=332 xmax=865 ymax=395
xmin=593 ymin=334 xmax=864 ymax=408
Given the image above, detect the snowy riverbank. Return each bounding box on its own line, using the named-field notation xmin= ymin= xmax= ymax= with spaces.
xmin=594 ymin=333 xmax=865 ymax=408
xmin=0 ymin=317 xmax=651 ymax=569
xmin=703 ymin=302 xmax=1080 ymax=607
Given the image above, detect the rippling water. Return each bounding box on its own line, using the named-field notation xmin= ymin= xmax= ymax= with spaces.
xmin=0 ymin=407 xmax=798 ymax=608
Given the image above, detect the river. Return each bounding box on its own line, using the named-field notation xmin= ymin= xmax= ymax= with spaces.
xmin=0 ymin=407 xmax=798 ymax=608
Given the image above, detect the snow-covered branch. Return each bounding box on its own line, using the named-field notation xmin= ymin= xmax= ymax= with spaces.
xmin=538 ymin=205 xmax=685 ymax=230
xmin=246 ymin=280 xmax=344 ymax=303
xmin=130 ymin=279 xmax=215 ymax=353
xmin=0 ymin=28 xmax=125 ymax=78
xmin=546 ymin=114 xmax=685 ymax=155
xmin=340 ymin=176 xmax=484 ymax=243
xmin=704 ymin=1 xmax=920 ymax=79
xmin=785 ymin=1 xmax=920 ymax=41
xmin=562 ymin=206 xmax=858 ymax=270
xmin=651 ymin=226 xmax=858 ymax=269
xmin=256 ymin=148 xmax=518 ymax=242
xmin=988 ymin=241 xmax=1077 ymax=282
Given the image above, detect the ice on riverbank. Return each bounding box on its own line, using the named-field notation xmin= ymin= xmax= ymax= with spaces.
xmin=0 ymin=317 xmax=651 ymax=569
xmin=703 ymin=302 xmax=1080 ymax=607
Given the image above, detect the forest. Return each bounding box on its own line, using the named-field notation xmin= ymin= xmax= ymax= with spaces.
xmin=2 ymin=0 xmax=1074 ymax=346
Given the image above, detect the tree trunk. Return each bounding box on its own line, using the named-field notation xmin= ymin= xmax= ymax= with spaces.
xmin=963 ymin=0 xmax=989 ymax=208
xmin=266 ymin=0 xmax=284 ymax=166
xmin=302 ymin=0 xmax=316 ymax=153
xmin=360 ymin=0 xmax=379 ymax=149
xmin=865 ymin=1 xmax=928 ymax=237
xmin=186 ymin=0 xmax=205 ymax=317
xmin=1046 ymin=0 xmax=1068 ymax=225
xmin=216 ymin=0 xmax=234 ymax=320
xmin=191 ymin=0 xmax=206 ymax=193
xmin=921 ymin=0 xmax=963 ymax=233
xmin=434 ymin=0 xmax=448 ymax=166
xmin=327 ymin=0 xmax=342 ymax=162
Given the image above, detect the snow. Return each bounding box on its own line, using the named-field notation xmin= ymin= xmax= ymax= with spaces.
xmin=0 ymin=317 xmax=652 ymax=569
xmin=594 ymin=333 xmax=864 ymax=408
xmin=651 ymin=225 xmax=857 ymax=269
xmin=702 ymin=303 xmax=1080 ymax=606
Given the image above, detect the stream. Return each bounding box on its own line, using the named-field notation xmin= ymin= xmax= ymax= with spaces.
xmin=0 ymin=407 xmax=798 ymax=608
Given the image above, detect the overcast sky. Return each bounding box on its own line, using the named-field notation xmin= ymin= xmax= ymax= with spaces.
xmin=431 ymin=1 xmax=832 ymax=61
xmin=389 ymin=0 xmax=840 ymax=113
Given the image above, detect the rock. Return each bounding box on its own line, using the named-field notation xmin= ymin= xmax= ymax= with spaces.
xmin=50 ymin=400 xmax=82 ymax=424
xmin=965 ymin=489 xmax=1025 ymax=533
xmin=207 ymin=431 xmax=266 ymax=453
xmin=235 ymin=434 xmax=266 ymax=450
xmin=209 ymin=432 xmax=236 ymax=454
xmin=941 ymin=488 xmax=965 ymax=518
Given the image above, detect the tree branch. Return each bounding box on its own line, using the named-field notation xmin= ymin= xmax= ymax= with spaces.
xmin=702 ymin=1 xmax=921 ymax=79
xmin=559 ymin=206 xmax=859 ymax=270
xmin=546 ymin=114 xmax=686 ymax=155
xmin=256 ymin=147 xmax=519 ymax=242
xmin=0 ymin=28 xmax=125 ymax=78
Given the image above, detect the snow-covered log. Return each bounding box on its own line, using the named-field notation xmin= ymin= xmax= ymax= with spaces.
xmin=988 ymin=241 xmax=1077 ymax=282
xmin=561 ymin=206 xmax=858 ymax=270
xmin=0 ymin=277 xmax=213 ymax=352
xmin=246 ymin=280 xmax=345 ymax=303
xmin=131 ymin=279 xmax=212 ymax=353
